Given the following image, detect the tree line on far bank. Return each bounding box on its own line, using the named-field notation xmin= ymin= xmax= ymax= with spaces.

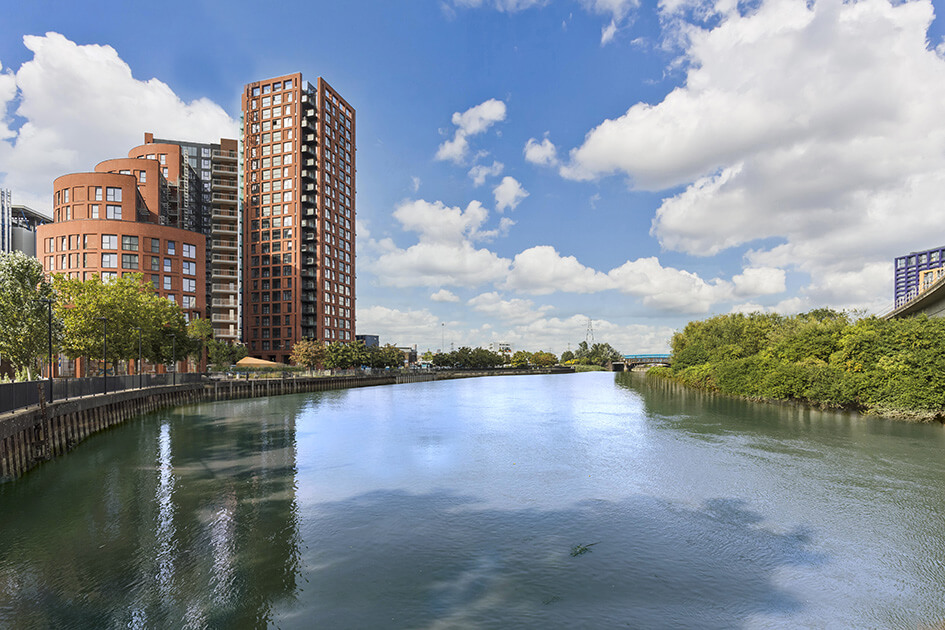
xmin=652 ymin=309 xmax=945 ymax=419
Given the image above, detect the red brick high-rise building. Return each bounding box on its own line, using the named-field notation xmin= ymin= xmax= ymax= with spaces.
xmin=241 ymin=74 xmax=356 ymax=362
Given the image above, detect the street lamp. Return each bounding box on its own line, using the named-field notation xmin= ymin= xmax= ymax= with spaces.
xmin=97 ymin=317 xmax=107 ymax=395
xmin=39 ymin=297 xmax=54 ymax=403
xmin=134 ymin=327 xmax=142 ymax=390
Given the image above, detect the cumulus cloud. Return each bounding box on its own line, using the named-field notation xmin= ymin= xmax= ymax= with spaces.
xmin=524 ymin=135 xmax=559 ymax=167
xmin=732 ymin=266 xmax=786 ymax=297
xmin=607 ymin=257 xmax=732 ymax=313
xmin=356 ymin=305 xmax=442 ymax=347
xmin=435 ymin=98 xmax=507 ymax=164
xmin=431 ymin=289 xmax=461 ymax=302
xmin=452 ymin=0 xmax=549 ymax=10
xmin=0 ymin=32 xmax=236 ymax=211
xmin=559 ymin=0 xmax=945 ymax=311
xmin=468 ymin=160 xmax=504 ymax=186
xmin=467 ymin=291 xmax=554 ymax=324
xmin=504 ymin=245 xmax=614 ymax=295
xmin=493 ymin=176 xmax=529 ymax=212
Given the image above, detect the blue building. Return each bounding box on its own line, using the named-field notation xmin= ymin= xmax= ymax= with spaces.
xmin=895 ymin=246 xmax=945 ymax=307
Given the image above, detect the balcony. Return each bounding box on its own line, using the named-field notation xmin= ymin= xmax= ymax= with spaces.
xmin=211 ymin=268 xmax=238 ymax=279
xmin=212 ymin=253 xmax=239 ymax=263
xmin=212 ymin=298 xmax=239 ymax=307
xmin=213 ymin=149 xmax=237 ymax=161
xmin=212 ymin=163 xmax=238 ymax=174
xmin=212 ymin=282 xmax=238 ymax=293
xmin=212 ymin=239 xmax=238 ymax=251
xmin=212 ymin=179 xmax=238 ymax=191
xmin=212 ymin=192 xmax=238 ymax=205
xmin=212 ymin=223 xmax=239 ymax=234
xmin=212 ymin=207 xmax=238 ymax=219
xmin=211 ymin=312 xmax=238 ymax=324
xmin=213 ymin=327 xmax=239 ymax=340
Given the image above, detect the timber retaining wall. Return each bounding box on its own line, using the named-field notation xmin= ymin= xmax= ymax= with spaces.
xmin=1 ymin=368 xmax=568 ymax=481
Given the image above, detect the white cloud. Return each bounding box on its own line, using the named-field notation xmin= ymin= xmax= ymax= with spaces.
xmin=468 ymin=160 xmax=504 ymax=186
xmin=436 ymin=98 xmax=507 ymax=164
xmin=601 ymin=20 xmax=619 ymax=45
xmin=607 ymin=257 xmax=732 ymax=313
xmin=411 ymin=176 xmax=421 ymax=192
xmin=560 ymin=0 xmax=945 ymax=311
xmin=467 ymin=291 xmax=553 ymax=324
xmin=504 ymin=245 xmax=614 ymax=295
xmin=453 ymin=0 xmax=549 ymax=11
xmin=356 ymin=305 xmax=441 ymax=347
xmin=493 ymin=176 xmax=529 ymax=212
xmin=503 ymin=314 xmax=674 ymax=355
xmin=732 ymin=266 xmax=786 ymax=297
xmin=523 ymin=135 xmax=559 ymax=167
xmin=393 ymin=198 xmax=491 ymax=244
xmin=431 ymin=289 xmax=461 ymax=302
xmin=0 ymin=33 xmax=236 ymax=211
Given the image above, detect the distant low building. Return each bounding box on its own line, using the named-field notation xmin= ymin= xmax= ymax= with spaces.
xmin=488 ymin=342 xmax=512 ymax=358
xmin=11 ymin=205 xmax=52 ymax=257
xmin=356 ymin=334 xmax=379 ymax=348
xmin=396 ymin=346 xmax=417 ymax=366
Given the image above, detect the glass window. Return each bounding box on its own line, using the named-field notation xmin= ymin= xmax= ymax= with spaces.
xmin=121 ymin=254 xmax=138 ymax=269
xmin=164 ymin=276 xmax=172 ymax=290
xmin=88 ymin=204 xmax=99 ymax=219
xmin=101 ymin=253 xmax=118 ymax=268
xmin=182 ymin=261 xmax=196 ymax=275
xmin=152 ymin=275 xmax=160 ymax=289
xmin=150 ymin=238 xmax=160 ymax=253
xmin=182 ymin=243 xmax=196 ymax=258
xmin=150 ymin=256 xmax=159 ymax=271
xmin=183 ymin=278 xmax=196 ymax=292
xmin=101 ymin=234 xmax=118 ymax=249
xmin=102 ymin=271 xmax=117 ymax=281
xmin=139 ymin=171 xmax=146 ymax=183
xmin=164 ymin=258 xmax=172 ymax=272
xmin=106 ymin=205 xmax=122 ymax=219
xmin=167 ymin=241 xmax=176 ymax=255
xmin=121 ymin=235 xmax=138 ymax=251
xmin=105 ymin=187 xmax=122 ymax=202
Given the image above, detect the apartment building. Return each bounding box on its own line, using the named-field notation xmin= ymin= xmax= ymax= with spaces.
xmin=241 ymin=73 xmax=356 ymax=363
xmin=894 ymin=245 xmax=945 ymax=307
xmin=135 ymin=134 xmax=241 ymax=343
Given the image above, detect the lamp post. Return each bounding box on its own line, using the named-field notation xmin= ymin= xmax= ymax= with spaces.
xmin=39 ymin=297 xmax=54 ymax=403
xmin=97 ymin=317 xmax=107 ymax=395
xmin=135 ymin=327 xmax=142 ymax=390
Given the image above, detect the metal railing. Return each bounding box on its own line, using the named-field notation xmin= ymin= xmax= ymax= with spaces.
xmin=0 ymin=373 xmax=207 ymax=415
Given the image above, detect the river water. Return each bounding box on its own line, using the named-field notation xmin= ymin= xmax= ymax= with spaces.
xmin=2 ymin=371 xmax=945 ymax=629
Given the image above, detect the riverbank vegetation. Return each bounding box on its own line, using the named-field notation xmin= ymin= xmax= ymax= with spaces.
xmin=651 ymin=310 xmax=945 ymax=421
xmin=560 ymin=341 xmax=621 ymax=368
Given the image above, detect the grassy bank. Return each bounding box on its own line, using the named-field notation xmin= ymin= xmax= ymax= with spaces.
xmin=649 ymin=310 xmax=945 ymax=423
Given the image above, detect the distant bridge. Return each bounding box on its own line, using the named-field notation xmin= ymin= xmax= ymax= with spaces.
xmin=611 ymin=354 xmax=672 ymax=371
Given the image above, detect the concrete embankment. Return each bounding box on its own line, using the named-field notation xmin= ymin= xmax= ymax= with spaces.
xmin=0 ymin=367 xmax=570 ymax=481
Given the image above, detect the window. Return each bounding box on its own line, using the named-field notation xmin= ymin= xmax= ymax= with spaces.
xmin=121 ymin=235 xmax=138 ymax=251
xmin=105 ymin=187 xmax=122 ymax=202
xmin=139 ymin=171 xmax=147 ymax=183
xmin=87 ymin=204 xmax=99 ymax=219
xmin=167 ymin=241 xmax=176 ymax=255
xmin=933 ymin=252 xmax=941 ymax=263
xmin=183 ymin=278 xmax=196 ymax=292
xmin=164 ymin=276 xmax=172 ymax=290
xmin=101 ymin=253 xmax=118 ymax=268
xmin=182 ymin=295 xmax=196 ymax=309
xmin=121 ymin=254 xmax=138 ymax=269
xmin=182 ymin=243 xmax=196 ymax=258
xmin=102 ymin=234 xmax=118 ymax=249
xmin=106 ymin=205 xmax=122 ymax=219
xmin=102 ymin=271 xmax=117 ymax=281
xmin=150 ymin=238 xmax=160 ymax=253
xmin=151 ymin=275 xmax=160 ymax=289
xmin=159 ymin=154 xmax=166 ymax=165
xmin=150 ymin=256 xmax=159 ymax=271
xmin=164 ymin=258 xmax=172 ymax=272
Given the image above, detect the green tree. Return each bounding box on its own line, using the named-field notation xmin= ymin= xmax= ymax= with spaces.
xmin=0 ymin=252 xmax=59 ymax=380
xmin=377 ymin=344 xmax=406 ymax=368
xmin=511 ymin=350 xmax=531 ymax=367
xmin=53 ymin=273 xmax=190 ymax=373
xmin=531 ymin=350 xmax=558 ymax=367
xmin=187 ymin=317 xmax=213 ymax=365
xmin=560 ymin=349 xmax=575 ymax=364
xmin=290 ymin=338 xmax=326 ymax=372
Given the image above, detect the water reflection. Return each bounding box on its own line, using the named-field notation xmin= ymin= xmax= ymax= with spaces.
xmin=0 ymin=401 xmax=302 ymax=629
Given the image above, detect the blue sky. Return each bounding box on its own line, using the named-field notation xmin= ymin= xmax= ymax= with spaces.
xmin=2 ymin=0 xmax=945 ymax=354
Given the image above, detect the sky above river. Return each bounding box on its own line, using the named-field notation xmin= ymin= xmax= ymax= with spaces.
xmin=2 ymin=0 xmax=945 ymax=354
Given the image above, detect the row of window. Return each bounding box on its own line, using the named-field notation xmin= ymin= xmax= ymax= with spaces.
xmin=250 ymin=79 xmax=294 ymax=99
xmin=896 ymin=250 xmax=944 ymax=268
xmin=56 ymin=186 xmax=122 ymax=205
xmin=46 ymin=235 xmax=197 ymax=257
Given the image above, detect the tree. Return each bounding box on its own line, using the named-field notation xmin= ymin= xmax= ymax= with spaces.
xmin=187 ymin=317 xmax=213 ymax=364
xmin=0 ymin=252 xmax=59 ymax=380
xmin=511 ymin=350 xmax=531 ymax=367
xmin=377 ymin=344 xmax=406 ymax=368
xmin=531 ymin=350 xmax=558 ymax=367
xmin=324 ymin=341 xmax=370 ymax=369
xmin=53 ymin=273 xmax=191 ymax=374
xmin=290 ymin=338 xmax=326 ymax=372
xmin=560 ymin=350 xmax=575 ymax=364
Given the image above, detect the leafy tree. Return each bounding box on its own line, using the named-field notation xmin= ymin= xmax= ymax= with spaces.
xmin=324 ymin=341 xmax=370 ymax=369
xmin=511 ymin=350 xmax=531 ymax=367
xmin=376 ymin=344 xmax=406 ymax=368
xmin=53 ymin=273 xmax=190 ymax=373
xmin=0 ymin=252 xmax=59 ymax=380
xmin=531 ymin=350 xmax=558 ymax=367
xmin=560 ymin=350 xmax=575 ymax=364
xmin=290 ymin=338 xmax=325 ymax=372
xmin=187 ymin=317 xmax=213 ymax=365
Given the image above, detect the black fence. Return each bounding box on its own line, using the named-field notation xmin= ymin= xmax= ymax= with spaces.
xmin=0 ymin=373 xmax=206 ymax=415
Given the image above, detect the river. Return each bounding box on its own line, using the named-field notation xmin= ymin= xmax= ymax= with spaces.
xmin=2 ymin=371 xmax=945 ymax=628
